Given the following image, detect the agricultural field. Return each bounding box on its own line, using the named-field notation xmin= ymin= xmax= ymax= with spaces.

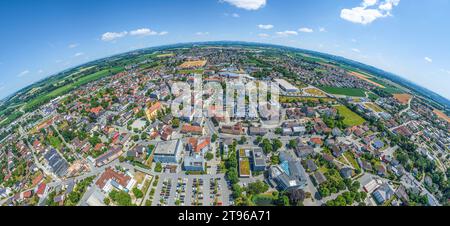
xmin=335 ymin=105 xmax=366 ymax=127
xmin=393 ymin=94 xmax=413 ymax=105
xmin=348 ymin=71 xmax=386 ymax=88
xmin=279 ymin=96 xmax=335 ymax=104
xmin=179 ymin=60 xmax=207 ymax=69
xmin=318 ymin=86 xmax=366 ymax=97
xmin=24 ymin=67 xmax=124 ymax=111
xmin=304 ymin=88 xmax=326 ymax=97
xmin=364 ymin=103 xmax=384 ymax=113
xmin=433 ymin=109 xmax=450 ymax=123
xmin=156 ymin=53 xmax=174 ymax=58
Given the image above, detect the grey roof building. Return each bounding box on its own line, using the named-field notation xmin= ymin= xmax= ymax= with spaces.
xmin=252 ymin=148 xmax=266 ymax=171
xmin=269 ymin=151 xmax=307 ymax=191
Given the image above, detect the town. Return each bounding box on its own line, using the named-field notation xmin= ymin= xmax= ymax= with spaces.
xmin=0 ymin=44 xmax=448 ymax=207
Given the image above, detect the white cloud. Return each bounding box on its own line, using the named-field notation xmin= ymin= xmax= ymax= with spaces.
xmin=38 ymin=69 xmax=44 ymax=74
xmin=258 ymin=24 xmax=274 ymax=30
xmin=74 ymin=52 xmax=84 ymax=57
xmin=102 ymin=28 xmax=167 ymax=41
xmin=232 ymin=13 xmax=240 ymax=18
xmin=130 ymin=28 xmax=158 ymax=36
xmin=196 ymin=32 xmax=210 ymax=36
xmin=276 ymin=30 xmax=298 ymax=37
xmin=299 ymin=27 xmax=313 ymax=33
xmin=340 ymin=7 xmax=385 ymax=25
xmin=424 ymin=57 xmax=433 ymax=63
xmin=68 ymin=43 xmax=79 ymax=48
xmin=222 ymin=0 xmax=266 ymax=10
xmin=130 ymin=28 xmax=167 ymax=36
xmin=340 ymin=0 xmax=400 ymax=25
xmin=101 ymin=31 xmax=128 ymax=41
xmin=319 ymin=27 xmax=326 ymax=32
xmin=363 ymin=0 xmax=378 ymax=7
xmin=379 ymin=0 xmax=400 ymax=11
xmin=159 ymin=31 xmax=169 ymax=36
xmin=18 ymin=70 xmax=30 ymax=77
xmin=258 ymin=33 xmax=270 ymax=38
xmin=352 ymin=48 xmax=361 ymax=53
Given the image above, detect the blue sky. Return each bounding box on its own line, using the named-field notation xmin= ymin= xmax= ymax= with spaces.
xmin=0 ymin=0 xmax=449 ymax=99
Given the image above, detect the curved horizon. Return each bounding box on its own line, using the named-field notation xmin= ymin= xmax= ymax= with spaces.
xmin=2 ymin=40 xmax=449 ymax=107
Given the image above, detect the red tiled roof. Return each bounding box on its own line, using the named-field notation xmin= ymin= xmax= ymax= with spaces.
xmin=36 ymin=183 xmax=46 ymax=195
xmin=90 ymin=106 xmax=103 ymax=115
xmin=95 ymin=168 xmax=131 ymax=190
xmin=147 ymin=102 xmax=162 ymax=114
xmin=310 ymin=137 xmax=323 ymax=145
xmin=181 ymin=124 xmax=203 ymax=134
xmin=31 ymin=174 xmax=44 ymax=187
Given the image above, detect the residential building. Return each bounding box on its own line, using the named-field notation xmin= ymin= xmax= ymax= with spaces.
xmin=153 ymin=139 xmax=183 ymax=163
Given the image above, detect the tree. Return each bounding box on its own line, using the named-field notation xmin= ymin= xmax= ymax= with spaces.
xmin=261 ymin=138 xmax=273 ymax=154
xmin=276 ymin=194 xmax=290 ymax=206
xmin=172 ymin=118 xmax=180 ymax=128
xmin=272 ymin=139 xmax=283 ymax=151
xmin=288 ymin=139 xmax=298 ymax=149
xmin=132 ymin=187 xmax=144 ymax=199
xmin=287 ymin=189 xmax=306 ymax=206
xmin=254 ymin=136 xmax=263 ymax=145
xmin=226 ymin=168 xmax=239 ymax=185
xmin=104 ymin=198 xmax=111 ymax=205
xmin=247 ymin=180 xmax=269 ymax=195
xmin=239 ymin=136 xmax=247 ymax=145
xmin=154 ymin=162 xmax=163 ymax=173
xmin=109 ymin=190 xmax=133 ymax=206
xmin=211 ymin=133 xmax=218 ymax=142
xmin=205 ymin=152 xmax=214 ymax=161
xmin=275 ymin=128 xmax=283 ymax=135
xmin=232 ymin=184 xmax=243 ymax=198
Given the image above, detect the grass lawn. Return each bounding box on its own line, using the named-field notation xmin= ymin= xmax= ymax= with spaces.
xmin=48 ymin=136 xmax=62 ymax=149
xmin=239 ymin=158 xmax=251 ymax=177
xmin=335 ymin=105 xmax=366 ymax=127
xmin=252 ymin=193 xmax=276 ymax=206
xmin=367 ymin=92 xmax=380 ymax=101
xmin=318 ymin=86 xmax=366 ymax=97
xmin=344 ymin=152 xmax=361 ymax=171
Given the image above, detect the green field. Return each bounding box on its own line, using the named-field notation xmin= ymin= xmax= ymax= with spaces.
xmin=318 ymin=86 xmax=366 ymax=97
xmin=252 ymin=194 xmax=276 ymax=206
xmin=24 ymin=67 xmax=124 ymax=111
xmin=336 ymin=105 xmax=366 ymax=127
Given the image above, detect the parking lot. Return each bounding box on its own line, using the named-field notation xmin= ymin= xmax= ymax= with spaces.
xmin=151 ymin=173 xmax=231 ymax=206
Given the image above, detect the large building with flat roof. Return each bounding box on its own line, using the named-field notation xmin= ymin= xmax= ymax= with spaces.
xmin=153 ymin=139 xmax=183 ymax=163
xmin=274 ymin=79 xmax=300 ymax=93
xmin=252 ymin=148 xmax=266 ymax=171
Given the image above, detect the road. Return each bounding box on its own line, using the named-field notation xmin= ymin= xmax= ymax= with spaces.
xmin=398 ymin=97 xmax=413 ymax=115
